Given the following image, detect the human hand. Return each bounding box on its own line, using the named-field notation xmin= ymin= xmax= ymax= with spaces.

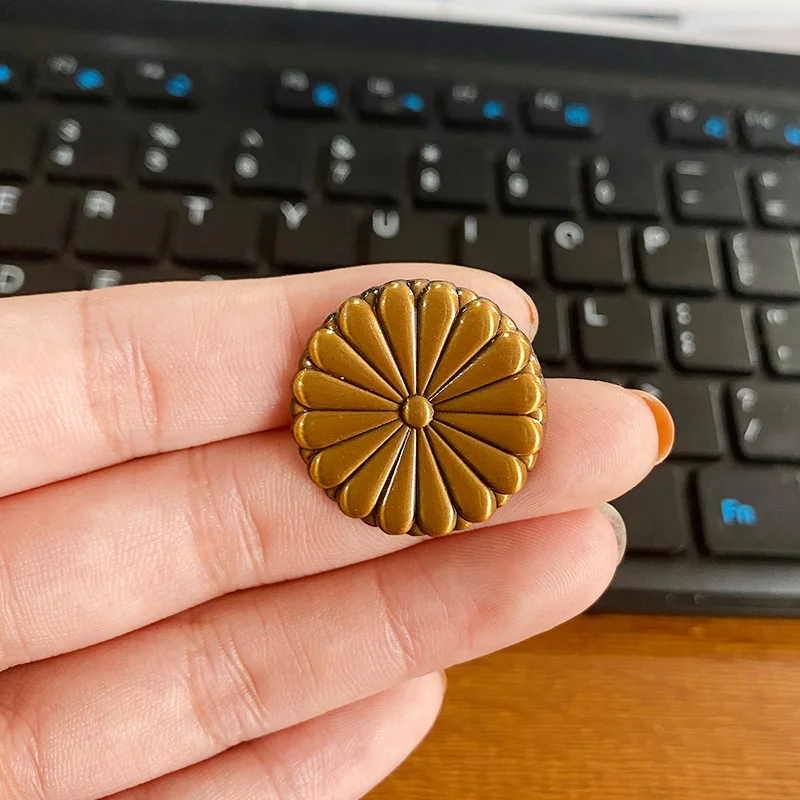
xmin=0 ymin=264 xmax=672 ymax=799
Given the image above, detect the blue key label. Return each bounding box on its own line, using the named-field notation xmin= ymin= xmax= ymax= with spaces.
xmin=165 ymin=73 xmax=193 ymax=98
xmin=720 ymin=498 xmax=758 ymax=527
xmin=482 ymin=100 xmax=505 ymax=120
xmin=703 ymin=115 xmax=728 ymax=140
xmin=400 ymin=92 xmax=425 ymax=113
xmin=784 ymin=124 xmax=800 ymax=146
xmin=75 ymin=67 xmax=104 ymax=91
xmin=312 ymin=82 xmax=338 ymax=108
xmin=564 ymin=102 xmax=592 ymax=128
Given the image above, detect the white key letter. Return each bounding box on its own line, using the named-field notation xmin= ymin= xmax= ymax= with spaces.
xmin=280 ymin=202 xmax=308 ymax=231
xmin=84 ymin=190 xmax=116 ymax=220
xmin=0 ymin=186 xmax=21 ymax=216
xmin=184 ymin=196 xmax=213 ymax=226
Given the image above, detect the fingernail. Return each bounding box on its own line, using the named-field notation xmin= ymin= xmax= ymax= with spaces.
xmin=598 ymin=503 xmax=627 ymax=564
xmin=628 ymin=389 xmax=675 ymax=464
xmin=524 ymin=292 xmax=538 ymax=339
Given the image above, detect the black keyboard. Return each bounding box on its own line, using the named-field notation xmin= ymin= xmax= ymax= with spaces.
xmin=3 ymin=0 xmax=800 ymax=616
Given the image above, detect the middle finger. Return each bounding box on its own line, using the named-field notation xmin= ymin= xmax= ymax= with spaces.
xmin=0 ymin=380 xmax=661 ymax=671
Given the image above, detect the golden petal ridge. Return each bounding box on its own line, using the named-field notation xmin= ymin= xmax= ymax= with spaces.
xmin=293 ymin=370 xmax=399 ymax=412
xmin=377 ymin=429 xmax=418 ymax=536
xmin=430 ymin=421 xmax=527 ymax=496
xmin=430 ymin=330 xmax=531 ymax=404
xmin=434 ymin=372 xmax=545 ymax=416
xmin=291 ymin=279 xmax=547 ymax=537
xmin=337 ymin=427 xmax=408 ymax=519
xmin=293 ymin=410 xmax=399 ymax=450
xmin=417 ymin=281 xmax=460 ymax=395
xmin=416 ymin=430 xmax=458 ymax=536
xmin=426 ymin=427 xmax=497 ymax=523
xmin=307 ymin=328 xmax=404 ymax=402
xmin=337 ymin=297 xmax=408 ymax=398
xmin=434 ymin=412 xmax=543 ymax=457
xmin=309 ymin=421 xmax=403 ymax=489
xmin=425 ymin=299 xmax=501 ymax=399
xmin=378 ymin=281 xmax=418 ymax=395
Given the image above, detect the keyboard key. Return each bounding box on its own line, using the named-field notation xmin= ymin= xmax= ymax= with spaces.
xmin=669 ymin=299 xmax=756 ymax=373
xmin=527 ymin=89 xmax=603 ymax=137
xmin=357 ymin=75 xmax=430 ymax=123
xmin=272 ymin=203 xmax=358 ymax=271
xmin=583 ymin=372 xmax=624 ymax=387
xmin=74 ymin=191 xmax=167 ymax=261
xmin=697 ymin=467 xmax=800 ymax=558
xmin=725 ymin=232 xmax=800 ymax=299
xmin=232 ymin=124 xmax=314 ymax=196
xmin=367 ymin=210 xmax=451 ymax=264
xmin=180 ymin=269 xmax=261 ymax=282
xmin=741 ymin=107 xmax=800 ymax=153
xmin=40 ymin=54 xmax=114 ymax=101
xmin=138 ymin=121 xmax=220 ymax=190
xmin=672 ymin=158 xmax=745 ymax=223
xmin=0 ymin=54 xmax=28 ymax=97
xmin=0 ymin=263 xmax=30 ymax=296
xmin=457 ymin=216 xmax=542 ymax=284
xmin=442 ymin=83 xmax=514 ymax=128
xmin=273 ymin=69 xmax=341 ymax=116
xmin=172 ymin=198 xmax=261 ymax=267
xmin=730 ymin=381 xmax=800 ymax=463
xmin=125 ymin=60 xmax=202 ymax=106
xmin=88 ymin=266 xmax=188 ymax=288
xmin=0 ymin=262 xmax=83 ymax=296
xmin=587 ymin=154 xmax=660 ymax=217
xmin=0 ymin=109 xmax=40 ymax=178
xmin=0 ymin=186 xmax=72 ymax=256
xmin=634 ymin=377 xmax=724 ymax=458
xmin=761 ymin=305 xmax=800 ymax=377
xmin=502 ymin=145 xmax=574 ymax=213
xmin=578 ymin=295 xmax=661 ymax=368
xmin=528 ymin=288 xmax=568 ymax=363
xmin=752 ymin=165 xmax=800 ymax=228
xmin=637 ymin=226 xmax=720 ymax=294
xmin=614 ymin=467 xmax=690 ymax=554
xmin=46 ymin=116 xmax=132 ymax=184
xmin=662 ymin=101 xmax=733 ymax=146
xmin=414 ymin=141 xmax=490 ymax=208
xmin=325 ymin=134 xmax=403 ymax=202
xmin=548 ymin=221 xmax=631 ymax=288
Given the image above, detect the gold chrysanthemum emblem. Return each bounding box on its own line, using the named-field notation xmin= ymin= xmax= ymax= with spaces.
xmin=291 ymin=279 xmax=547 ymax=537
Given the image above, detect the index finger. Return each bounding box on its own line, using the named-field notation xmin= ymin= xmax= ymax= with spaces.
xmin=0 ymin=264 xmax=535 ymax=497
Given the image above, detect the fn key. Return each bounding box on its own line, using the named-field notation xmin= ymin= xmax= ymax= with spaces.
xmin=698 ymin=467 xmax=800 ymax=558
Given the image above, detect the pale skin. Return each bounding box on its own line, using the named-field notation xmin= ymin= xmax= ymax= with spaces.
xmin=0 ymin=263 xmax=662 ymax=799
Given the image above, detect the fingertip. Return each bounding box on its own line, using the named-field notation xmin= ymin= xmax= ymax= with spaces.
xmin=512 ymin=379 xmax=662 ymax=520
xmin=394 ymin=671 xmax=447 ymax=732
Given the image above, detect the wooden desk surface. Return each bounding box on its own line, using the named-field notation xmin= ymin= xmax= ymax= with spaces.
xmin=370 ymin=614 xmax=800 ymax=800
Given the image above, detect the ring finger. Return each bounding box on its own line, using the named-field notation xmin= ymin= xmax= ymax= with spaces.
xmin=0 ymin=508 xmax=618 ymax=800
xmin=110 ymin=673 xmax=446 ymax=800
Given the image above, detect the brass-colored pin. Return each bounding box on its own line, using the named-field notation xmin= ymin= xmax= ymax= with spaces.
xmin=291 ymin=279 xmax=547 ymax=537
